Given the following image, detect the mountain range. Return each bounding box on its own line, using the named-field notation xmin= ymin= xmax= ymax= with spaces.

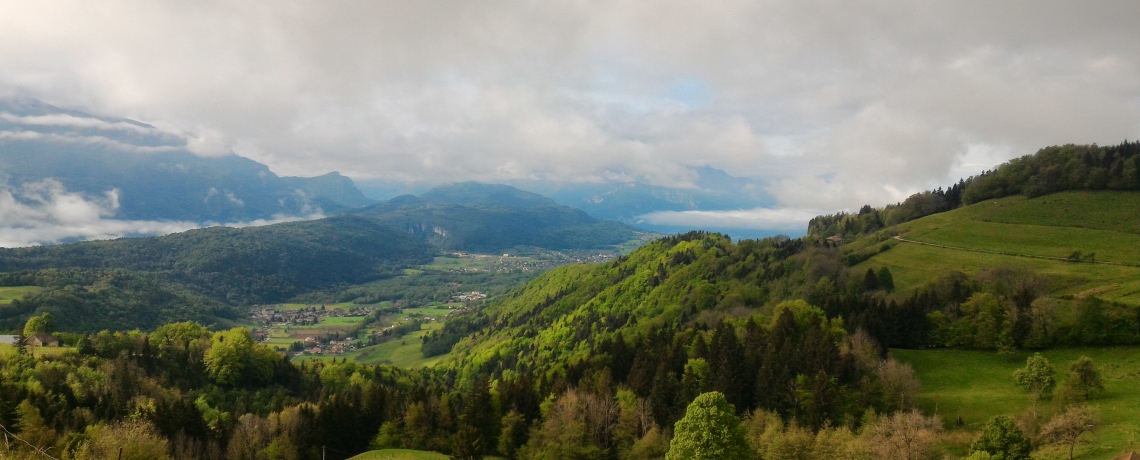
xmin=0 ymin=97 xmax=371 ymax=224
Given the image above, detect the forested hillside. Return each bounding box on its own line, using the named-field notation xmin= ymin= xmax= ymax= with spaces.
xmin=354 ymin=183 xmax=642 ymax=253
xmin=0 ymin=216 xmax=434 ymax=329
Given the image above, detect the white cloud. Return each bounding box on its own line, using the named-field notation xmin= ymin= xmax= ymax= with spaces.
xmin=0 ymin=1 xmax=1137 ymax=216
xmin=0 ymin=112 xmax=156 ymax=134
xmin=638 ymin=207 xmax=824 ymax=231
xmin=0 ymin=130 xmax=181 ymax=153
xmin=0 ymin=179 xmax=319 ymax=247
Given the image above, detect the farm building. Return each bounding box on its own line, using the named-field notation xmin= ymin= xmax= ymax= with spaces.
xmin=28 ymin=333 xmax=59 ymax=347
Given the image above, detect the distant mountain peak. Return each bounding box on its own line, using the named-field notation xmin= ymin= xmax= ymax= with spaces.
xmin=420 ymin=182 xmax=558 ymax=209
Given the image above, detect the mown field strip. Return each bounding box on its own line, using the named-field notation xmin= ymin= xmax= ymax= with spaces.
xmin=893 ymin=236 xmax=1139 ymax=267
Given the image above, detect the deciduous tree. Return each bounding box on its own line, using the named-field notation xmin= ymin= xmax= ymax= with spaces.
xmin=1040 ymin=405 xmax=1100 ymax=460
xmin=666 ymin=391 xmax=750 ymax=460
xmin=969 ymin=415 xmax=1031 ymax=460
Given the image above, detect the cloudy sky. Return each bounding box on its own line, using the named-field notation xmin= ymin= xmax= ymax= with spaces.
xmin=1 ymin=1 xmax=1138 ymax=231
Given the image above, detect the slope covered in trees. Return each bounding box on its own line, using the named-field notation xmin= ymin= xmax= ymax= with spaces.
xmin=0 ymin=215 xmax=432 ymax=305
xmin=0 ymin=216 xmax=435 ymax=329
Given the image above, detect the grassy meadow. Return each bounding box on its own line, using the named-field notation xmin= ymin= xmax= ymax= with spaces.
xmin=288 ymin=306 xmax=454 ymax=367
xmin=348 ymin=449 xmax=506 ymax=460
xmin=854 ymin=191 xmax=1140 ymax=305
xmin=895 ymin=347 xmax=1140 ymax=459
xmin=0 ymin=286 xmax=40 ymax=304
xmin=0 ymin=344 xmax=76 ymax=358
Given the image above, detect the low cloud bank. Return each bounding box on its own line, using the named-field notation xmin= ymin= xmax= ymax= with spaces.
xmin=0 ymin=179 xmax=319 ymax=247
xmin=636 ymin=207 xmax=824 ymax=232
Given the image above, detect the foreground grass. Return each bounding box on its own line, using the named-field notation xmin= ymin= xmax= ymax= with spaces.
xmin=349 ymin=449 xmax=506 ymax=460
xmin=895 ymin=347 xmax=1140 ymax=459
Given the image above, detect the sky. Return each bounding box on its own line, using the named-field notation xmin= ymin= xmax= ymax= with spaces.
xmin=1 ymin=1 xmax=1138 ymax=232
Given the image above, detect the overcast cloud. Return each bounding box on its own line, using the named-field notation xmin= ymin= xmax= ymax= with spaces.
xmin=0 ymin=179 xmax=319 ymax=247
xmin=1 ymin=1 xmax=1137 ymax=230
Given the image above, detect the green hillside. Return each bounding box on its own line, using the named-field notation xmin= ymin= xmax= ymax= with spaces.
xmin=0 ymin=216 xmax=435 ymax=330
xmin=0 ymin=215 xmax=433 ymax=305
xmin=851 ymin=191 xmax=1140 ymax=306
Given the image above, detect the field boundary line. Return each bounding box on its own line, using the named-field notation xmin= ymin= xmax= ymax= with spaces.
xmin=892 ymin=236 xmax=1140 ymax=268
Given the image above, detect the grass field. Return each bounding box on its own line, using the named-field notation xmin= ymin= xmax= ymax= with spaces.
xmin=273 ymin=302 xmax=362 ymax=310
xmin=854 ymin=191 xmax=1140 ymax=305
xmin=293 ymin=321 xmax=445 ymax=368
xmin=895 ymin=347 xmax=1140 ymax=459
xmin=0 ymin=286 xmax=40 ymax=304
xmin=0 ymin=344 xmax=76 ymax=358
xmin=348 ymin=449 xmax=506 ymax=460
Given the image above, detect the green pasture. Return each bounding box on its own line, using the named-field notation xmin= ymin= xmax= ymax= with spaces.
xmin=895 ymin=347 xmax=1140 ymax=459
xmin=892 ymin=191 xmax=1140 ymax=265
xmin=0 ymin=344 xmax=76 ymax=358
xmin=296 ymin=321 xmax=445 ymax=368
xmin=421 ymin=255 xmax=492 ymax=271
xmin=950 ymin=192 xmax=1140 ymax=234
xmin=348 ymin=450 xmax=448 ymax=460
xmin=0 ymin=286 xmax=40 ymax=305
xmin=401 ymin=307 xmax=453 ymax=319
xmin=349 ymin=449 xmax=505 ymax=460
xmin=860 ymin=241 xmax=1140 ymax=305
xmin=273 ymin=302 xmax=359 ymax=311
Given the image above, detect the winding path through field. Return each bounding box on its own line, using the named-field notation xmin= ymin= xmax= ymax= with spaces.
xmin=891 ymin=235 xmax=1139 ymax=267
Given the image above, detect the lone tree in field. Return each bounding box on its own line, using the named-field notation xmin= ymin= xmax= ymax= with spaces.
xmin=1014 ymin=353 xmax=1056 ymax=407
xmin=1066 ymin=356 xmax=1104 ymax=401
xmin=1041 ymin=405 xmax=1100 ymax=460
xmin=666 ymin=391 xmax=750 ymax=460
xmin=969 ymin=415 xmax=1032 ymax=460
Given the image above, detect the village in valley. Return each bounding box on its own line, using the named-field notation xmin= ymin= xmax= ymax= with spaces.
xmin=241 ymin=248 xmax=638 ymax=366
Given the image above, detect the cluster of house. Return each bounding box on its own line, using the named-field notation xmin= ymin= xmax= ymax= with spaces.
xmin=248 ymin=305 xmax=377 ymax=328
xmin=450 ymin=291 xmax=487 ymax=303
xmin=0 ymin=333 xmax=60 ymax=347
xmin=297 ymin=336 xmax=356 ymax=355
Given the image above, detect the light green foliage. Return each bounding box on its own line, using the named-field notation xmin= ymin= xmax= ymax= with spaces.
xmin=970 ymin=415 xmax=1031 ymax=460
xmin=1013 ymin=353 xmax=1056 ymax=399
xmin=666 ymin=391 xmax=751 ymax=460
xmin=939 ymin=293 xmax=1012 ymax=349
xmin=23 ymin=312 xmax=54 ymax=336
xmin=74 ymin=420 xmax=171 ymax=460
xmin=203 ymin=327 xmax=277 ymax=386
xmin=369 ymin=421 xmax=404 ymax=450
xmin=449 ymin=233 xmax=803 ymax=379
xmin=627 ymin=427 xmax=671 ymax=460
